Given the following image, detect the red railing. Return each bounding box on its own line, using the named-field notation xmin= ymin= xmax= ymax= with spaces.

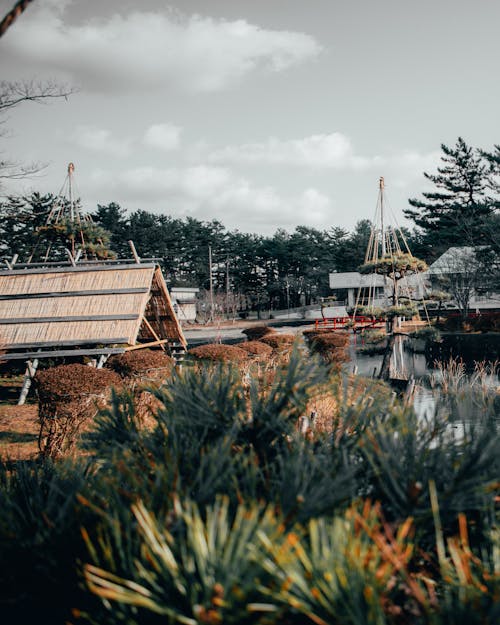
xmin=314 ymin=316 xmax=385 ymax=330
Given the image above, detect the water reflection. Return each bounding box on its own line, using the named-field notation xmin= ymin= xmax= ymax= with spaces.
xmin=348 ymin=334 xmax=500 ymax=429
xmin=348 ymin=334 xmax=499 ymax=384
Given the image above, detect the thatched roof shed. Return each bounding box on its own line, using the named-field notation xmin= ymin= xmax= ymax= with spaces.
xmin=0 ymin=262 xmax=186 ymax=361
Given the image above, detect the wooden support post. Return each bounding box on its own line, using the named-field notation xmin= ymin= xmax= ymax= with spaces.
xmin=142 ymin=317 xmax=166 ymax=350
xmin=128 ymin=240 xmax=141 ymax=264
xmin=65 ymin=248 xmax=76 ymax=267
xmin=125 ymin=338 xmax=170 ymax=351
xmin=96 ymin=354 xmax=109 ymax=369
xmin=18 ymin=357 xmax=39 ymax=405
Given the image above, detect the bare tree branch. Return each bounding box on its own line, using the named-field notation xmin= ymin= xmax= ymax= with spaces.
xmin=0 ymin=80 xmax=76 ymax=185
xmin=0 ymin=79 xmax=75 ymax=112
xmin=0 ymin=159 xmax=47 ymax=180
xmin=0 ymin=0 xmax=34 ymax=38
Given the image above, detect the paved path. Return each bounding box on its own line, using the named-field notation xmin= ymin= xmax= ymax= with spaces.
xmin=183 ymin=322 xmax=309 ymax=345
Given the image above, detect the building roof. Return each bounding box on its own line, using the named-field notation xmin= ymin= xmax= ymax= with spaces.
xmin=427 ymin=247 xmax=478 ymax=275
xmin=0 ymin=262 xmax=186 ymax=360
xmin=329 ymin=271 xmax=386 ymax=289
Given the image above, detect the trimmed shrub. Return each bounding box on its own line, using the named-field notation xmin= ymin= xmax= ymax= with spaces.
xmin=242 ymin=325 xmax=275 ymax=340
xmin=107 ymin=350 xmax=175 ymax=428
xmin=310 ymin=332 xmax=350 ymax=364
xmin=188 ymin=343 xmax=249 ymax=363
xmin=469 ymin=312 xmax=500 ymax=332
xmin=237 ymin=340 xmax=273 ymax=357
xmin=107 ymin=349 xmax=173 ymax=379
xmin=303 ymin=327 xmax=338 ymax=340
xmin=36 ymin=364 xmax=120 ymax=403
xmin=259 ymin=333 xmax=295 ymax=349
xmin=36 ymin=364 xmax=122 ymax=459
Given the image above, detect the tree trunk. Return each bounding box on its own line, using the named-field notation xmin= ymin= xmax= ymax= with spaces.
xmin=378 ymin=333 xmax=396 ymax=380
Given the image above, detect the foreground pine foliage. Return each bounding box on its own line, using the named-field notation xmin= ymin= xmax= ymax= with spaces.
xmin=0 ymin=349 xmax=499 ymax=624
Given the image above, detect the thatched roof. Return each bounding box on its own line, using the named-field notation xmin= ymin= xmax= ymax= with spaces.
xmin=0 ymin=262 xmax=186 ymax=361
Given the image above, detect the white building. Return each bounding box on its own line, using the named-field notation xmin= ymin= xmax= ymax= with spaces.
xmin=329 ymin=271 xmax=386 ymax=308
xmin=427 ymin=247 xmax=500 ymax=309
xmin=170 ymin=287 xmax=199 ymax=322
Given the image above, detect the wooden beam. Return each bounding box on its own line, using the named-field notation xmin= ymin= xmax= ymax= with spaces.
xmin=0 ymin=314 xmax=139 ymax=324
xmin=65 ymin=248 xmax=76 ymax=267
xmin=128 ymin=240 xmax=141 ymax=264
xmin=3 ymin=337 xmax=128 ymax=350
xmin=2 ymin=347 xmax=126 ymax=361
xmin=124 ymin=339 xmax=170 ymax=351
xmin=8 ymin=258 xmax=163 ymax=268
xmin=141 ymin=317 xmax=165 ymax=348
xmin=0 ymin=288 xmax=150 ymax=301
xmin=18 ymin=357 xmax=39 ymax=406
xmin=152 ymin=266 xmax=188 ymax=348
xmin=0 ymin=263 xmax=156 ymax=276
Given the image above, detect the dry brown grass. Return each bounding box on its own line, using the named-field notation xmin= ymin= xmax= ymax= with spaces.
xmin=303 ymin=327 xmax=339 ymax=340
xmin=0 ymin=404 xmax=39 ymax=461
xmin=304 ymin=375 xmax=390 ymax=441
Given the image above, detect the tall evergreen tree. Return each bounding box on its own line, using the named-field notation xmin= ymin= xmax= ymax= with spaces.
xmin=0 ymin=192 xmax=54 ymax=261
xmin=92 ymin=202 xmax=130 ymax=257
xmin=404 ymin=138 xmax=495 ymax=259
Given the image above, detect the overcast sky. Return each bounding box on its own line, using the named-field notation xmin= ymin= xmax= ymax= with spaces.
xmin=1 ymin=0 xmax=499 ymax=235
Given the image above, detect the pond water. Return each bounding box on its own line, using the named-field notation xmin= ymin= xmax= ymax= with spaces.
xmin=348 ymin=334 xmax=499 ymax=382
xmin=347 ymin=334 xmax=500 ymax=426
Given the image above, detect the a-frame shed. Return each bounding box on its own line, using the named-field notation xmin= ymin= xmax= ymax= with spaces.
xmin=0 ymin=262 xmax=187 ymax=362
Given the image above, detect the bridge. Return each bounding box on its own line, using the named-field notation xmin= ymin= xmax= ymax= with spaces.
xmin=315 ymin=315 xmax=386 ymax=332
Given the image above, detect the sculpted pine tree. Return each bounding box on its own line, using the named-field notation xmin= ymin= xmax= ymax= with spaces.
xmin=359 ymin=252 xmax=427 ymax=380
xmin=359 ymin=252 xmax=427 ymax=309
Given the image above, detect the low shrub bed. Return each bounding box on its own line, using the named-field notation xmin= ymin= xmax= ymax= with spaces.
xmin=242 ymin=325 xmax=275 ymax=340
xmin=309 ymin=332 xmax=350 ymax=364
xmin=259 ymin=333 xmax=295 ymax=349
xmin=107 ymin=349 xmax=173 ymax=378
xmin=188 ymin=343 xmax=249 ymax=363
xmin=237 ymin=340 xmax=273 ymax=357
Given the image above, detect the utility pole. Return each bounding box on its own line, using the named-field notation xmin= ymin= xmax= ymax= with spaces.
xmin=208 ymin=245 xmax=214 ymax=322
xmin=225 ymin=255 xmax=230 ymax=320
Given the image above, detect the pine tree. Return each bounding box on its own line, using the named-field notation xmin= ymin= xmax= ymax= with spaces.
xmin=404 ymin=138 xmax=495 ymax=259
xmin=0 ymin=192 xmax=54 ymax=261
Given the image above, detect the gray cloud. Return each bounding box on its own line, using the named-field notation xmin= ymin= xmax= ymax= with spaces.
xmin=143 ymin=123 xmax=182 ymax=151
xmin=88 ymin=164 xmax=332 ymax=232
xmin=71 ymin=125 xmax=132 ymax=157
xmin=5 ymin=4 xmax=322 ymax=93
xmin=208 ymin=133 xmax=440 ymax=176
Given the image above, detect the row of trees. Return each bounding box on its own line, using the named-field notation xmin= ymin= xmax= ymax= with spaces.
xmin=0 ymin=193 xmax=377 ymax=311
xmin=0 ymin=138 xmax=498 ymax=314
